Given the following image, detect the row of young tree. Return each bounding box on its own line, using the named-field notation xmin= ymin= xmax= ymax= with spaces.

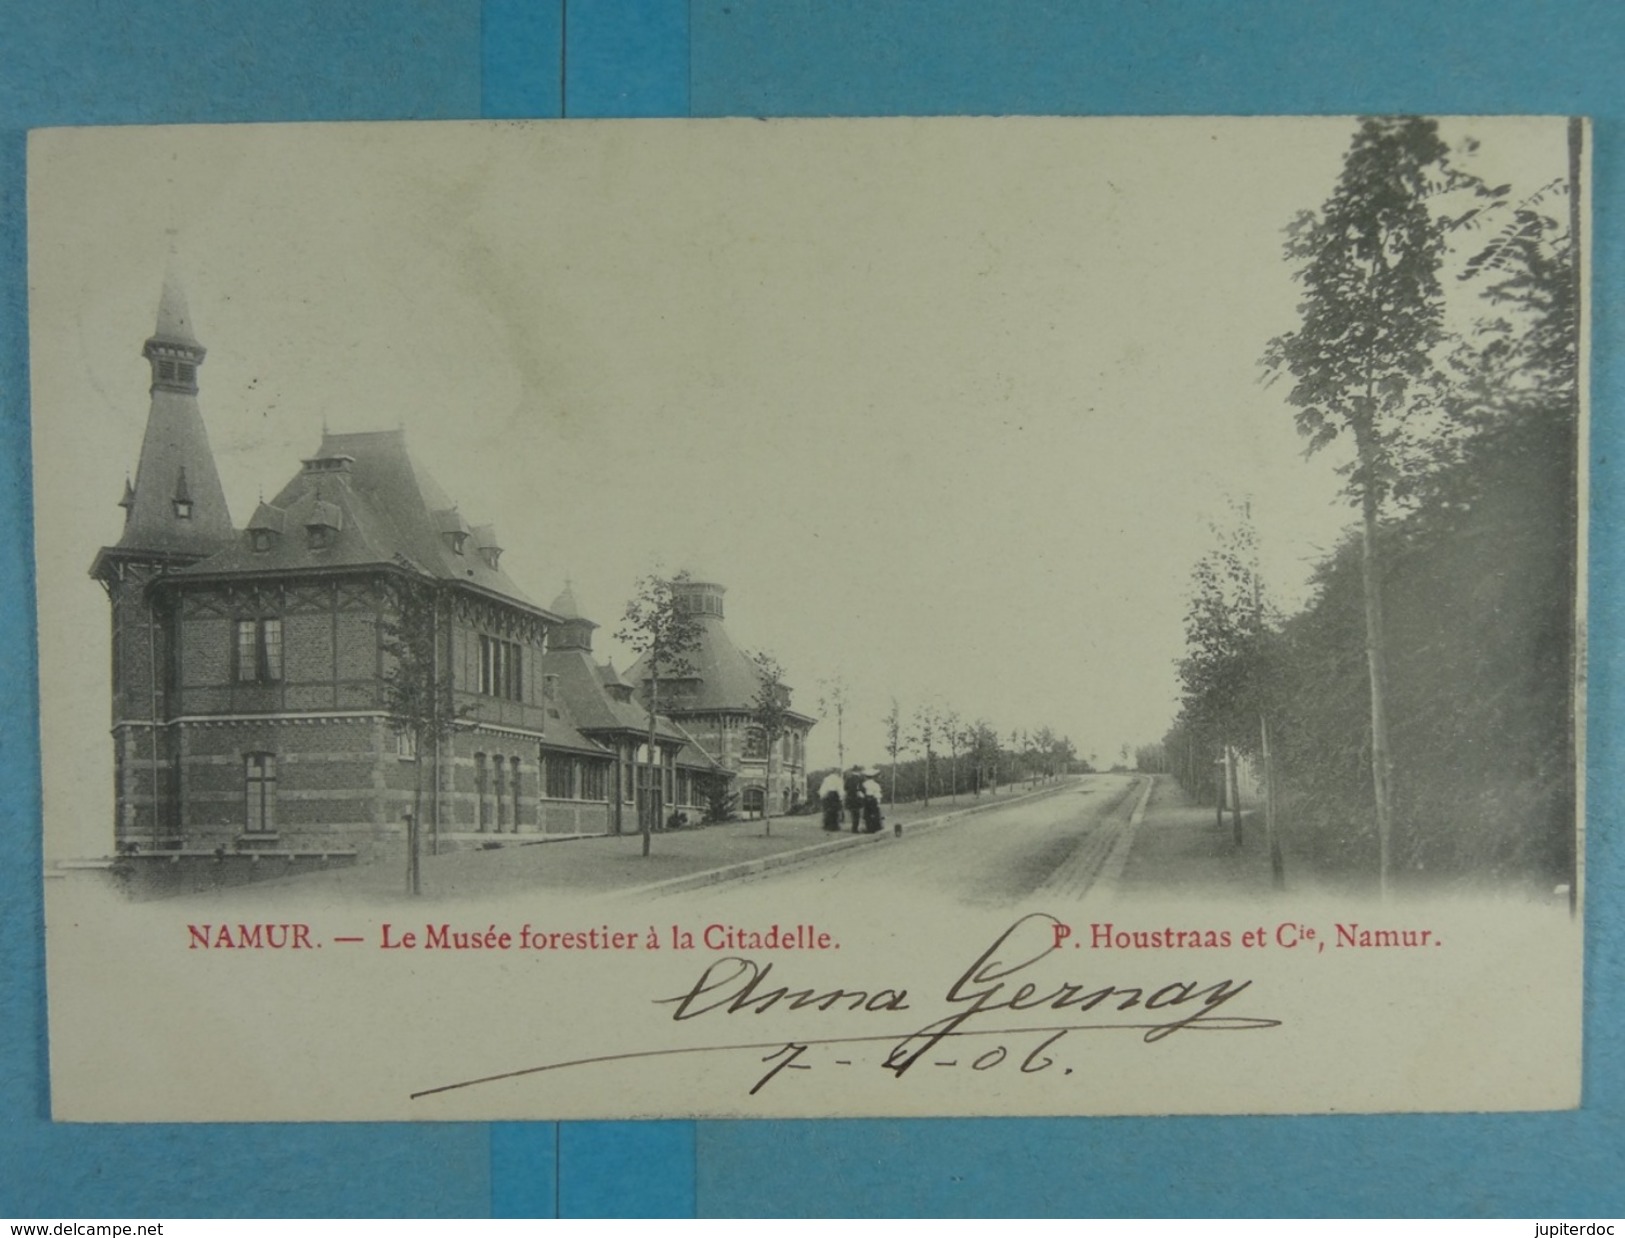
xmin=1160 ymin=117 xmax=1580 ymax=898
xmin=815 ymin=678 xmax=1080 ymax=807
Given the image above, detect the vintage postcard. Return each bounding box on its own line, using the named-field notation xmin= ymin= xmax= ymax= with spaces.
xmin=31 ymin=117 xmax=1583 ymax=1121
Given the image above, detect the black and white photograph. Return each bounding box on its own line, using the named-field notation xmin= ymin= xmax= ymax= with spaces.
xmin=31 ymin=116 xmax=1583 ymax=1121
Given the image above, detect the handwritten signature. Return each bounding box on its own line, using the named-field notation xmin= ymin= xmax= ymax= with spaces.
xmin=410 ymin=912 xmax=1279 ymax=1101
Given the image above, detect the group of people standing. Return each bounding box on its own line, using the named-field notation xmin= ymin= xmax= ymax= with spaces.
xmin=819 ymin=767 xmax=893 ymax=836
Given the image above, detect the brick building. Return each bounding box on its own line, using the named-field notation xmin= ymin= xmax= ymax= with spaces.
xmin=92 ymin=280 xmax=728 ymax=865
xmin=625 ymin=576 xmax=815 ymax=817
xmin=540 ymin=583 xmax=726 ymax=835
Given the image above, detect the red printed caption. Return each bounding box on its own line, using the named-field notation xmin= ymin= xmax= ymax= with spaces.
xmin=184 ymin=921 xmax=839 ymax=952
xmin=1048 ymin=921 xmax=1442 ymax=953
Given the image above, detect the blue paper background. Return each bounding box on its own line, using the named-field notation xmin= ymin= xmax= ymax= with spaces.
xmin=1 ymin=0 xmax=1619 ymax=1218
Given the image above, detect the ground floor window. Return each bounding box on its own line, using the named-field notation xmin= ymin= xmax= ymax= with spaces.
xmin=742 ymin=786 xmax=764 ymax=816
xmin=475 ymin=751 xmax=527 ymax=828
xmin=245 ymin=753 xmax=276 ymax=833
xmin=545 ymin=754 xmax=574 ymax=799
xmin=475 ymin=752 xmax=491 ymax=829
xmin=580 ymin=761 xmax=607 ymax=802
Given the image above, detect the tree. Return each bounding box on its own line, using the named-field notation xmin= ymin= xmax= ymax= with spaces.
xmin=967 ymin=720 xmax=1001 ymax=795
xmin=618 ymin=570 xmax=702 ymax=857
xmin=1053 ymin=733 xmax=1078 ymax=775
xmin=1262 ymin=117 xmax=1456 ymax=898
xmin=911 ymin=702 xmax=941 ymax=806
xmin=750 ymin=651 xmax=792 ymax=837
xmin=883 ymin=698 xmax=904 ymax=804
xmin=942 ymin=707 xmax=963 ymax=801
xmin=1017 ymin=730 xmax=1036 ymax=788
xmin=382 ymin=579 xmax=467 ymax=896
xmin=1032 ymin=726 xmax=1057 ymax=781
xmin=816 ymin=675 xmax=850 ymax=771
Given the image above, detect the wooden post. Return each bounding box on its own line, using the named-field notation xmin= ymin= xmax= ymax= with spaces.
xmin=1261 ymin=713 xmax=1285 ymax=890
xmin=405 ymin=809 xmax=419 ymax=896
xmin=1228 ymin=745 xmax=1243 ymax=847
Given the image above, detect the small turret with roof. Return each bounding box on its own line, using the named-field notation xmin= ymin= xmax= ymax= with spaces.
xmin=623 ymin=571 xmax=815 ymax=817
xmin=101 ymin=273 xmax=235 ymax=562
xmin=548 ymin=581 xmax=599 ymax=652
xmin=626 ymin=571 xmax=763 ymax=711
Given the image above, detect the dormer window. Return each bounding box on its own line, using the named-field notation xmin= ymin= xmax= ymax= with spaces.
xmin=434 ymin=507 xmax=471 ymax=556
xmin=247 ymin=501 xmax=286 ymax=554
xmin=172 ymin=467 xmax=193 ymax=519
xmin=304 ymin=498 xmax=343 ymax=550
xmin=300 ymin=454 xmax=355 ymax=476
xmin=471 ymin=524 xmax=504 ymax=570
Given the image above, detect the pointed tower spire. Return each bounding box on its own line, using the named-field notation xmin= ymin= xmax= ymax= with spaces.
xmin=144 ymin=270 xmax=206 ymax=394
xmin=549 ymin=583 xmax=598 ymax=652
xmin=113 ymin=276 xmax=234 ymax=555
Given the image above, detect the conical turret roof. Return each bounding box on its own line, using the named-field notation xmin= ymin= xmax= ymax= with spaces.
xmin=152 ymin=273 xmax=201 ymax=349
xmin=625 ymin=574 xmax=783 ymax=712
xmin=550 ymin=583 xmax=589 ymax=622
xmin=113 ymin=280 xmax=233 ymax=556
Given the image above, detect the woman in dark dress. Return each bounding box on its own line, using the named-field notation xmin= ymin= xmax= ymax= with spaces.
xmin=819 ymin=771 xmax=845 ymax=831
xmin=861 ymin=773 xmax=885 ymax=833
xmin=844 ymin=768 xmax=865 ymax=832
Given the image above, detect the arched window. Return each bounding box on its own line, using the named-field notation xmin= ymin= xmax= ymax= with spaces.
xmin=742 ymin=787 xmax=764 ymax=817
xmin=744 ymin=727 xmax=767 ymax=760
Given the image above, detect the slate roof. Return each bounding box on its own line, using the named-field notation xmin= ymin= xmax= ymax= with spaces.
xmin=550 ymin=583 xmax=586 ymax=622
xmin=625 ymin=613 xmax=763 ymax=713
xmin=624 ymin=600 xmax=809 ymax=725
xmin=624 ymin=582 xmax=816 ymax=731
xmin=533 ymin=691 xmax=612 ymax=758
xmin=543 ymin=646 xmax=691 ymax=744
xmin=176 ymin=429 xmax=550 ymax=617
xmin=154 ymin=275 xmax=201 ymax=348
xmin=109 ymin=282 xmax=234 ymax=559
xmin=540 ymin=583 xmax=728 ymax=773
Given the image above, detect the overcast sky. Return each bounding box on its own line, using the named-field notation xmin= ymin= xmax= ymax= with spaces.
xmin=29 ymin=117 xmax=1568 ymax=854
